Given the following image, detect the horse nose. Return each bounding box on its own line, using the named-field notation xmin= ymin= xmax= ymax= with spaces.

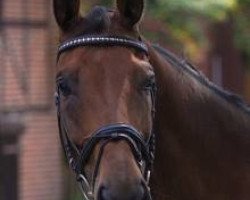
xmin=97 ymin=182 xmax=146 ymax=200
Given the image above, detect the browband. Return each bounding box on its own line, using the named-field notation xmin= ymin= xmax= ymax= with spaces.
xmin=58 ymin=35 xmax=149 ymax=56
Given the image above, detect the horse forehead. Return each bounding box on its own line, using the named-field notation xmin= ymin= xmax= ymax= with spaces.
xmin=81 ymin=54 xmax=133 ymax=80
xmin=58 ymin=47 xmax=137 ymax=82
xmin=82 ymin=47 xmax=135 ymax=68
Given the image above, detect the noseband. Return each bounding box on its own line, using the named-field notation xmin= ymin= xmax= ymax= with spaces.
xmin=55 ymin=35 xmax=156 ymax=200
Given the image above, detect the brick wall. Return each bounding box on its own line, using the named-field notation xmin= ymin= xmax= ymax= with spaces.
xmin=1 ymin=0 xmax=63 ymax=200
xmin=19 ymin=112 xmax=62 ymax=200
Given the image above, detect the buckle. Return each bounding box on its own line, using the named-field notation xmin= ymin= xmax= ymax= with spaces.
xmin=76 ymin=174 xmax=93 ymax=200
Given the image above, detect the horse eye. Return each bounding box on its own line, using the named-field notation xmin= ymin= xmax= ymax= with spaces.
xmin=57 ymin=78 xmax=72 ymax=97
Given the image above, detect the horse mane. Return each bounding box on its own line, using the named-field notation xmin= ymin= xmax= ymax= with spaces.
xmin=152 ymin=44 xmax=250 ymax=115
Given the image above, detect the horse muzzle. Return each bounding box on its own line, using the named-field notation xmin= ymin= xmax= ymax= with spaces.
xmin=97 ymin=178 xmax=152 ymax=200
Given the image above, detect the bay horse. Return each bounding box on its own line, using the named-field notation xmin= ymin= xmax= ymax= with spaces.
xmin=53 ymin=0 xmax=250 ymax=199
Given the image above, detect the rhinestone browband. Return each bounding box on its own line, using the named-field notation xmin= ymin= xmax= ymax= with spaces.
xmin=58 ymin=35 xmax=148 ymax=56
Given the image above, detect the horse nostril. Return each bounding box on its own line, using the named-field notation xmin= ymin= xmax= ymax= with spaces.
xmin=98 ymin=186 xmax=109 ymax=200
xmin=97 ymin=182 xmax=147 ymax=200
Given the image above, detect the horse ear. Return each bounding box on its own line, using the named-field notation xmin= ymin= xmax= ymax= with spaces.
xmin=117 ymin=0 xmax=144 ymax=27
xmin=53 ymin=0 xmax=81 ymax=31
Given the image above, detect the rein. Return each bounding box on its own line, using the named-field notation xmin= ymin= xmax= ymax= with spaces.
xmin=55 ymin=35 xmax=155 ymax=200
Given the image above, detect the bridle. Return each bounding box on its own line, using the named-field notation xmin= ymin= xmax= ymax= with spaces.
xmin=55 ymin=35 xmax=156 ymax=200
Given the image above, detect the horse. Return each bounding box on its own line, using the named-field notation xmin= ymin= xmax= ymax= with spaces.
xmin=53 ymin=0 xmax=250 ymax=199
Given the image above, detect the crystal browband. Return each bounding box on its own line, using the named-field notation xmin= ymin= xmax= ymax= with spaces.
xmin=58 ymin=36 xmax=148 ymax=56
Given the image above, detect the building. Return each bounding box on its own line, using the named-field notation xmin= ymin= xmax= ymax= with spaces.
xmin=0 ymin=1 xmax=63 ymax=200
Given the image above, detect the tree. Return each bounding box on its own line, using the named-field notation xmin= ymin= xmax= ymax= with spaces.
xmin=148 ymin=0 xmax=250 ymax=67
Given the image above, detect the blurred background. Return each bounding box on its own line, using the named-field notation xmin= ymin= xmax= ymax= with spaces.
xmin=0 ymin=0 xmax=249 ymax=200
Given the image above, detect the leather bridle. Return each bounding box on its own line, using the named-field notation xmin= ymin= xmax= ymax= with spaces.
xmin=55 ymin=35 xmax=156 ymax=200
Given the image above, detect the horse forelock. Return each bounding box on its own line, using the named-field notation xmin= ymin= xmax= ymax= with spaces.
xmin=59 ymin=6 xmax=142 ymax=44
xmin=84 ymin=6 xmax=111 ymax=33
xmin=58 ymin=6 xmax=111 ymax=41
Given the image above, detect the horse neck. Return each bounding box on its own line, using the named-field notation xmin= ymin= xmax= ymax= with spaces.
xmin=148 ymin=44 xmax=250 ymax=135
xmin=148 ymin=45 xmax=250 ymax=199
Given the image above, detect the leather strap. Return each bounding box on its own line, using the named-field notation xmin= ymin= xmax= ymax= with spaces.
xmin=57 ymin=35 xmax=148 ymax=58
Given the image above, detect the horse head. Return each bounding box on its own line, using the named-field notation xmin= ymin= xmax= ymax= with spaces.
xmin=53 ymin=0 xmax=155 ymax=199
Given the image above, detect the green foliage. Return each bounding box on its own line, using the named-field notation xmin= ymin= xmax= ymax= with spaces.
xmin=235 ymin=13 xmax=250 ymax=58
xmin=234 ymin=0 xmax=250 ymax=64
xmin=150 ymin=0 xmax=236 ymax=20
xmin=100 ymin=0 xmax=113 ymax=6
xmin=69 ymin=192 xmax=82 ymax=200
xmin=147 ymin=0 xmax=250 ymax=65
